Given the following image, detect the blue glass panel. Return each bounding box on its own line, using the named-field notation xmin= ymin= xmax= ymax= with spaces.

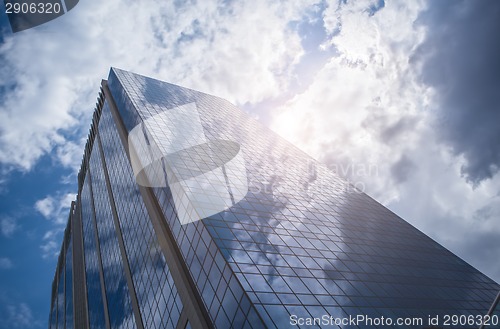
xmin=89 ymin=130 xmax=136 ymax=329
xmin=81 ymin=177 xmax=106 ymax=329
xmin=98 ymin=101 xmax=183 ymax=329
xmin=57 ymin=265 xmax=64 ymax=329
xmin=65 ymin=240 xmax=73 ymax=329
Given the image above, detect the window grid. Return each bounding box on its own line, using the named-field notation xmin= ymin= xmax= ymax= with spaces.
xmin=89 ymin=129 xmax=137 ymax=329
xmin=98 ymin=100 xmax=183 ymax=329
xmin=81 ymin=177 xmax=107 ymax=329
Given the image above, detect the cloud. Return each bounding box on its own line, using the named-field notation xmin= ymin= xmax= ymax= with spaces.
xmin=270 ymin=0 xmax=500 ymax=284
xmin=34 ymin=193 xmax=75 ymax=225
xmin=413 ymin=0 xmax=500 ymax=186
xmin=390 ymin=154 xmax=416 ymax=184
xmin=0 ymin=302 xmax=40 ymax=328
xmin=387 ymin=145 xmax=500 ymax=281
xmin=34 ymin=197 xmax=54 ymax=219
xmin=55 ymin=138 xmax=86 ymax=171
xmin=0 ymin=257 xmax=13 ymax=269
xmin=40 ymin=237 xmax=60 ymax=259
xmin=272 ymin=0 xmax=428 ymax=202
xmin=1 ymin=217 xmax=18 ymax=237
xmin=35 ymin=193 xmax=75 ymax=258
xmin=0 ymin=0 xmax=319 ymax=180
xmin=40 ymin=227 xmax=67 ymax=259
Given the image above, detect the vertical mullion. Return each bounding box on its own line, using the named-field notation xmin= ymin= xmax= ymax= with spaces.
xmin=73 ymin=198 xmax=90 ymax=329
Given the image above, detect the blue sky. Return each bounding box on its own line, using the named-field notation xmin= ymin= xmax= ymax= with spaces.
xmin=1 ymin=0 xmax=500 ymax=328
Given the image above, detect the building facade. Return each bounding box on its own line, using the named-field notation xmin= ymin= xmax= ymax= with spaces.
xmin=48 ymin=68 xmax=499 ymax=329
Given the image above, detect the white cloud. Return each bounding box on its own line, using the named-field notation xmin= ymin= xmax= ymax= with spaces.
xmin=0 ymin=0 xmax=319 ymax=176
xmin=35 ymin=193 xmax=76 ymax=225
xmin=0 ymin=258 xmax=13 ymax=270
xmin=40 ymin=237 xmax=61 ymax=259
xmin=0 ymin=303 xmax=40 ymax=328
xmin=272 ymin=0 xmax=428 ymax=203
xmin=40 ymin=226 xmax=67 ymax=259
xmin=1 ymin=217 xmax=18 ymax=237
xmin=35 ymin=192 xmax=74 ymax=258
xmin=34 ymin=197 xmax=54 ymax=219
xmin=270 ymin=0 xmax=500 ymax=283
xmin=55 ymin=138 xmax=86 ymax=171
xmin=146 ymin=0 xmax=309 ymax=103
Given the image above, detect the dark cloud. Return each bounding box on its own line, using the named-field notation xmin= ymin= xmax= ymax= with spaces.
xmin=380 ymin=116 xmax=417 ymax=144
xmin=361 ymin=107 xmax=419 ymax=145
xmin=390 ymin=154 xmax=416 ymax=184
xmin=414 ymin=0 xmax=500 ymax=186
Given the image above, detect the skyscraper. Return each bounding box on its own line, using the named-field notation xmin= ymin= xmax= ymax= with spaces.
xmin=49 ymin=68 xmax=499 ymax=329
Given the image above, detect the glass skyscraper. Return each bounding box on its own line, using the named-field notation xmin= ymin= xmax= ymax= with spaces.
xmin=48 ymin=68 xmax=499 ymax=329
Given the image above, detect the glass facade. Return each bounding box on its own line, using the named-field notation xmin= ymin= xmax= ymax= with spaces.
xmin=89 ymin=128 xmax=136 ymax=329
xmin=81 ymin=174 xmax=107 ymax=329
xmin=97 ymin=100 xmax=183 ymax=329
xmin=48 ymin=68 xmax=499 ymax=329
xmin=65 ymin=236 xmax=73 ymax=329
xmin=56 ymin=257 xmax=64 ymax=328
